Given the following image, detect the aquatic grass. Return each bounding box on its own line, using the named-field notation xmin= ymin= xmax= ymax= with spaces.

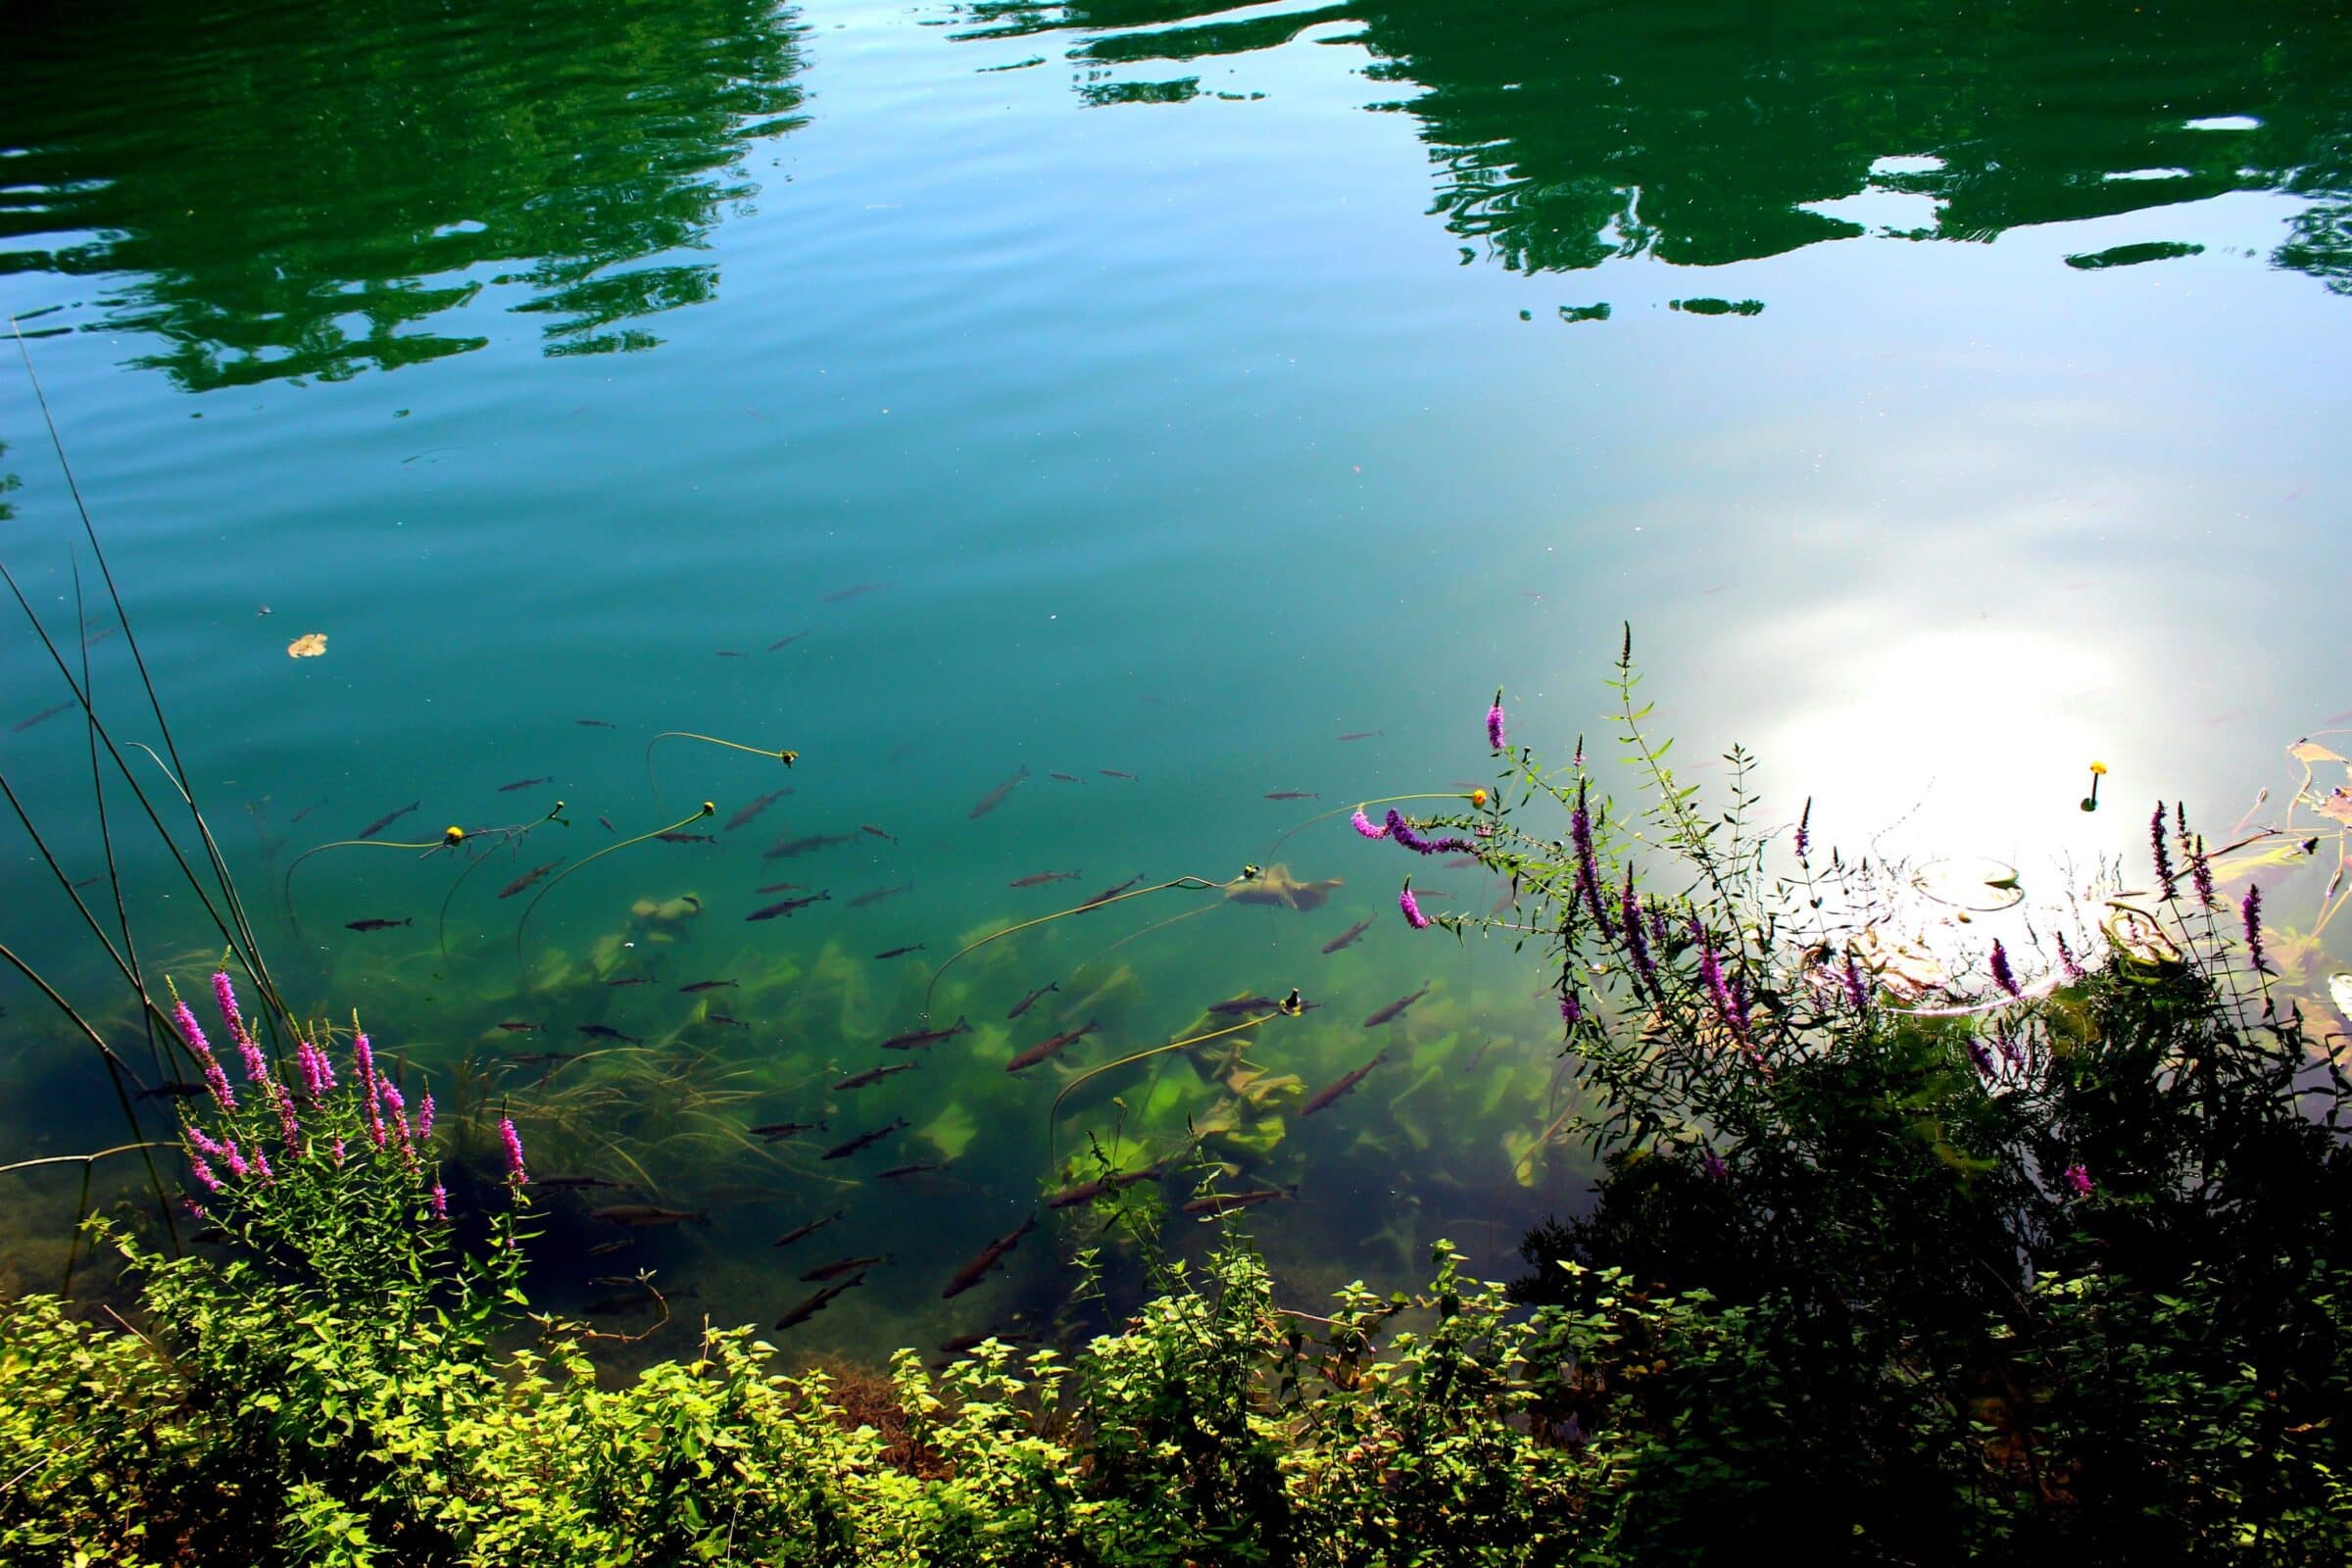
xmin=918 ymin=869 xmax=1244 ymax=1019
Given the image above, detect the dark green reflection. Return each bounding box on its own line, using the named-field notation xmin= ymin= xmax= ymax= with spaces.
xmin=958 ymin=0 xmax=2352 ymax=289
xmin=0 ymin=0 xmax=808 ymax=390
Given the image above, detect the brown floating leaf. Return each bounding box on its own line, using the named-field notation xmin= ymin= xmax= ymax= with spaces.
xmin=286 ymin=633 xmax=327 ymax=659
xmin=2287 ymin=739 xmax=2346 ymax=765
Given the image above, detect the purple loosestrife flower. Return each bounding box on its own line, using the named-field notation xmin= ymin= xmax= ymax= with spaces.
xmin=382 ymin=1080 xmax=415 ymax=1159
xmin=1794 ymin=798 xmax=1812 ymax=861
xmin=270 ymin=1081 xmax=300 ymax=1155
xmin=354 ymin=1034 xmax=385 ymax=1149
xmin=1968 ymin=1038 xmax=1996 ymax=1076
xmin=221 ymin=1141 xmax=250 ymax=1182
xmin=1842 ymin=956 xmax=1870 ymax=1012
xmin=1989 ymin=940 xmax=2020 ymax=998
xmin=499 ymin=1117 xmax=528 ymax=1185
xmin=2150 ymin=802 xmax=2178 ymax=900
xmin=1693 ymin=919 xmax=1741 ymax=1037
xmin=1560 ymin=990 xmax=1582 ymax=1025
xmin=1702 ymin=1150 xmax=1727 ymax=1181
xmin=211 ymin=971 xmax=242 ymax=1044
xmin=1383 ymin=809 xmax=1474 ymax=857
xmin=417 ymin=1093 xmax=435 ymax=1142
xmin=2063 ymin=1164 xmax=2093 ymax=1200
xmin=1486 ymin=690 xmax=1507 ymax=753
xmin=2241 ymin=883 xmax=2267 ymax=972
xmin=2190 ymin=841 xmax=2216 ymax=910
xmin=1571 ymin=782 xmax=1615 ymax=942
xmin=248 ymin=1144 xmax=274 ymax=1185
xmin=188 ymin=1153 xmax=220 ymax=1194
xmin=1350 ymin=808 xmax=1388 ymax=840
xmin=430 ymin=1180 xmax=449 ymax=1221
xmin=1398 ymin=881 xmax=1432 ymax=930
xmin=1619 ymin=866 xmax=1657 ymax=992
xmin=2053 ymin=932 xmax=2085 ymax=982
xmin=331 ymin=1138 xmax=346 ymax=1168
xmin=294 ymin=1040 xmax=330 ymax=1101
xmin=172 ymin=997 xmax=237 ymax=1114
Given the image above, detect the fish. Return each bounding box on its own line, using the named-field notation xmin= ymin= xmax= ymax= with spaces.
xmin=821 ymin=1117 xmax=908 ymax=1159
xmin=598 ymin=814 xmax=615 ymax=834
xmin=1321 ymin=916 xmax=1374 ymax=955
xmin=1048 ymin=772 xmax=1080 ymax=783
xmin=967 ymin=765 xmax=1030 ymax=820
xmin=747 ymin=892 xmax=831 ymax=921
xmin=498 ymin=776 xmax=553 ymax=793
xmin=942 ymin=1215 xmax=1037 ymax=1299
xmin=357 ymin=801 xmax=419 ymax=840
xmin=531 ymin=1175 xmax=625 ymax=1191
xmin=1441 ymin=856 xmax=1481 ymax=869
xmin=773 ymin=1210 xmax=845 ymax=1248
xmin=715 ymin=650 xmax=746 ymax=659
xmin=874 ymin=944 xmax=926 ymax=960
xmin=833 ymin=1063 xmax=918 ymax=1090
xmin=1205 ymin=997 xmax=1282 ymax=1016
xmin=586 ymin=1239 xmax=634 ymax=1256
xmin=706 ymin=1013 xmax=752 ymax=1028
xmin=724 ymin=786 xmax=794 ymax=832
xmin=576 ymin=1024 xmax=644 ymax=1045
xmin=1006 ymin=982 xmax=1059 ymax=1020
xmin=679 ymin=979 xmax=738 ymax=994
xmin=1337 ymin=731 xmax=1383 ymax=742
xmin=1005 ymin=1019 xmax=1100 ymax=1073
xmin=290 ymin=798 xmax=329 ymax=824
xmin=138 ymin=1082 xmax=209 ymax=1101
xmin=804 ymin=1254 xmax=892 ymax=1283
xmin=495 ymin=1020 xmax=543 ymax=1033
xmin=881 ymin=1016 xmax=970 ymax=1052
xmin=848 ymin=882 xmax=913 ymax=908
xmin=1045 ymin=1167 xmax=1159 ymax=1209
xmin=756 ymin=881 xmax=808 ymax=895
xmin=1180 ymin=1186 xmax=1297 ymax=1215
xmin=496 ymin=859 xmax=564 ymax=900
xmin=877 ymin=1161 xmax=943 ymax=1180
xmin=656 ymin=831 xmax=715 ymax=845
xmin=859 ymin=823 xmax=897 ymax=844
xmin=1077 ymin=874 xmax=1143 ymax=909
xmin=1300 ymin=1051 xmax=1389 ymax=1116
xmin=588 ymin=1204 xmax=710 ymax=1227
xmin=774 ymin=1273 xmax=866 ymax=1329
xmin=766 ymin=631 xmax=808 ymax=652
xmin=507 ymin=1051 xmax=580 ymax=1067
xmin=11 ymin=700 xmax=75 ymax=733
xmin=749 ymin=1120 xmax=827 ymax=1141
xmin=1008 ymin=870 xmax=1080 ymax=889
xmin=823 ymin=582 xmax=886 ymax=603
xmin=604 ymin=976 xmax=654 ymax=988
xmin=764 ymin=832 xmax=857 ymax=858
xmin=71 ymin=873 xmax=106 ymax=889
xmin=1100 ymin=769 xmax=1137 ymax=781
xmin=575 ymin=717 xmax=616 ymax=728
xmin=344 ymin=917 xmax=412 ymax=933
xmin=1264 ymin=791 xmax=1320 ymax=802
xmin=1363 ymin=982 xmax=1433 ymax=1028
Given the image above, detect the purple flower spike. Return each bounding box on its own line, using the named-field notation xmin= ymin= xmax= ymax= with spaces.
xmin=2063 ymin=1163 xmax=2093 ymax=1200
xmin=1693 ymin=919 xmax=1741 ymax=1038
xmin=1398 ymin=882 xmax=1432 ymax=930
xmin=1559 ymin=990 xmax=1582 ymax=1025
xmin=2189 ymin=842 xmax=2216 ymax=910
xmin=1350 ymin=808 xmax=1389 ymax=840
xmin=248 ymin=1143 xmax=274 ymax=1186
xmin=221 ymin=1141 xmax=250 ymax=1182
xmin=1794 ymin=798 xmax=1812 ymax=861
xmin=430 ymin=1180 xmax=449 ymax=1221
xmin=271 ymin=1081 xmax=300 ymax=1154
xmin=2150 ymin=802 xmax=2178 ymax=900
xmin=2053 ymin=932 xmax=2085 ymax=982
xmin=189 ymin=1152 xmax=220 ymax=1194
xmin=331 ymin=1138 xmax=346 ymax=1168
xmin=1841 ymin=956 xmax=1870 ymax=1011
xmin=1384 ymin=808 xmax=1475 ymax=858
xmin=355 ymin=1034 xmax=385 ymax=1149
xmin=417 ymin=1093 xmax=435 ymax=1142
xmin=211 ymin=971 xmax=242 ymax=1045
xmin=2241 ymin=883 xmax=2267 ymax=972
xmin=1989 ymin=940 xmax=2020 ymax=998
xmin=1619 ymin=865 xmax=1656 ymax=992
xmin=1701 ymin=1150 xmax=1726 ymax=1182
xmin=172 ymin=997 xmax=237 ymax=1113
xmin=1486 ymin=690 xmax=1507 ymax=753
xmin=1571 ymin=782 xmax=1614 ymax=942
xmin=499 ymin=1117 xmax=528 ymax=1185
xmin=1968 ymin=1038 xmax=1995 ymax=1076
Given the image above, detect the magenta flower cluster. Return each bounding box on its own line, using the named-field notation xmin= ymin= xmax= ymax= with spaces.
xmin=1384 ymin=808 xmax=1475 ymax=858
xmin=1486 ymin=691 xmax=1507 ymax=753
xmin=1398 ymin=882 xmax=1432 ymax=930
xmin=1989 ymin=940 xmax=2020 ymax=998
xmin=499 ymin=1117 xmax=529 ymax=1185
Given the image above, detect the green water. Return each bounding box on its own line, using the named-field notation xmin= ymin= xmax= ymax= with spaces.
xmin=3 ymin=0 xmax=2349 ymax=1354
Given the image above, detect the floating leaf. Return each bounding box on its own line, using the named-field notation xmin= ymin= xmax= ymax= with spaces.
xmin=2288 ymin=739 xmax=2346 ymax=765
xmin=2102 ymin=905 xmax=2182 ymax=969
xmin=286 ymin=632 xmax=327 ymax=659
xmin=1911 ymin=858 xmax=2024 ymax=911
xmin=2316 ymin=789 xmax=2352 ymax=827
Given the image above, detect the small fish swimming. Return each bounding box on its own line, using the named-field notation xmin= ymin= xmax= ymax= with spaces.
xmin=345 ymin=917 xmax=412 ymax=933
xmin=657 ymin=831 xmax=715 ymax=845
xmin=968 ymin=765 xmax=1030 ymax=820
xmin=1205 ymin=996 xmax=1283 ymax=1017
xmin=576 ymin=1024 xmax=644 ymax=1045
xmin=1363 ymin=982 xmax=1432 ymax=1028
xmin=821 ymin=1117 xmax=908 ymax=1160
xmin=772 ymin=1210 xmax=844 ymax=1248
xmin=1100 ymin=769 xmax=1137 ymax=781
xmin=881 ymin=1016 xmax=969 ymax=1051
xmin=755 ymin=881 xmax=808 ymax=895
xmin=804 ymin=1253 xmax=892 ymax=1283
xmin=724 ymin=786 xmax=794 ymax=832
xmin=1441 ymin=855 xmax=1481 ymax=869
xmin=1008 ymin=870 xmax=1080 ymax=889
xmin=1263 ymin=791 xmax=1320 ymax=802
xmin=498 ymin=776 xmax=553 ymax=793
xmin=877 ymin=1161 xmax=942 ymax=1180
xmin=1048 ymin=772 xmax=1081 ymax=783
xmin=774 ymin=1273 xmax=865 ymax=1329
xmin=507 ymin=1051 xmax=579 ymax=1067
xmin=1300 ymin=1050 xmax=1389 ymax=1116
xmin=1337 ymin=730 xmax=1383 ymax=742
xmin=1045 ymin=1167 xmax=1159 ymax=1209
xmin=874 ymin=944 xmax=926 ymax=960
xmin=575 ymin=717 xmax=615 ymax=728
xmin=1180 ymin=1186 xmax=1296 ymax=1215
xmin=589 ymin=1204 xmax=709 ymax=1227
xmin=604 ymin=976 xmax=655 ymax=988
xmin=1005 ymin=1019 xmax=1100 ymax=1073
xmin=942 ymin=1215 xmax=1036 ymax=1299
xmin=1078 ymin=874 xmax=1144 ymax=909
xmin=834 ymin=1063 xmax=918 ymax=1090
xmin=766 ymin=631 xmax=808 ymax=652
xmin=764 ymin=832 xmax=856 ymax=859
xmin=1322 ymin=916 xmax=1374 ymax=955
xmin=822 ymin=582 xmax=886 ymax=603
xmin=749 ymin=1120 xmax=827 ymax=1141
xmin=679 ymin=979 xmax=738 ymax=994
xmin=859 ymin=823 xmax=897 ymax=844
xmin=715 ymin=650 xmax=746 ymax=659
xmin=747 ymin=892 xmax=831 ymax=921
xmin=848 ymin=882 xmax=914 ymax=908
xmin=357 ymin=801 xmax=419 ymax=840
xmin=706 ymin=1013 xmax=752 ymax=1028
xmin=495 ymin=1020 xmax=543 ymax=1033
xmin=1006 ymin=982 xmax=1059 ymax=1020
xmin=496 ymin=859 xmax=564 ymax=900
xmin=289 ymin=798 xmax=329 ymax=824
xmin=12 ymin=699 xmax=74 ymax=733
xmin=586 ymin=1239 xmax=634 ymax=1256
xmin=598 ymin=814 xmax=615 ymax=834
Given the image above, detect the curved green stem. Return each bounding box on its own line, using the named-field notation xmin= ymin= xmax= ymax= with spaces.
xmin=516 ymin=802 xmax=716 ymax=967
